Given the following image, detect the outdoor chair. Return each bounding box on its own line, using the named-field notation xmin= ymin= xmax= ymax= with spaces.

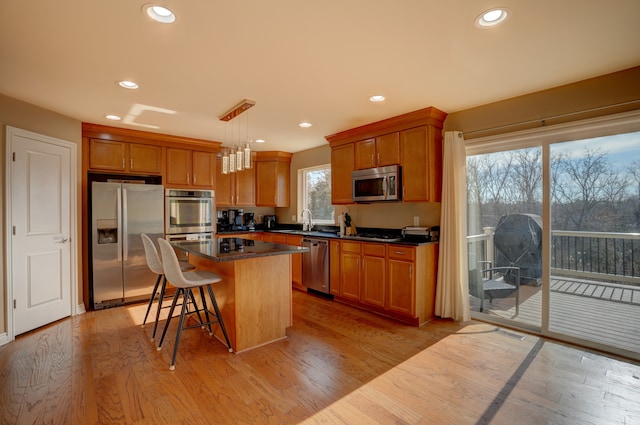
xmin=469 ymin=264 xmax=521 ymax=315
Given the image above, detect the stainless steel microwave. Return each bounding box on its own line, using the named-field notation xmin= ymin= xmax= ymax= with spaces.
xmin=352 ymin=165 xmax=401 ymax=202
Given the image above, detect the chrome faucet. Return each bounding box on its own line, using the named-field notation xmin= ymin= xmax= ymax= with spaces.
xmin=301 ymin=209 xmax=313 ymax=231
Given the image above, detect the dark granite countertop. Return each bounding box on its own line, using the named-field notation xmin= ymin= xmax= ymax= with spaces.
xmin=171 ymin=238 xmax=308 ymax=262
xmin=217 ymin=228 xmax=438 ymax=246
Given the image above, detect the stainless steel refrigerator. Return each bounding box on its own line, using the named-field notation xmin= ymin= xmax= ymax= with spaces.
xmin=91 ymin=181 xmax=164 ymax=309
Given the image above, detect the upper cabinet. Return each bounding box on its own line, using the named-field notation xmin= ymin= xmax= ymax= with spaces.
xmin=330 ymin=143 xmax=355 ymax=204
xmin=166 ymin=148 xmax=215 ymax=189
xmin=325 ymin=107 xmax=447 ymax=204
xmin=354 ymin=132 xmax=400 ymax=170
xmin=215 ymin=152 xmax=256 ymax=207
xmin=88 ymin=139 xmax=163 ymax=175
xmin=401 ymin=125 xmax=443 ymax=202
xmin=255 ymin=151 xmax=292 ymax=207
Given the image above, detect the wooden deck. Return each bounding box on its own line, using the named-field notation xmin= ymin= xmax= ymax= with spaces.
xmin=469 ymin=277 xmax=640 ymax=355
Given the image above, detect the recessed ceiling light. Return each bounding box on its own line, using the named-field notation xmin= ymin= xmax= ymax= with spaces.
xmin=475 ymin=7 xmax=510 ymax=28
xmin=255 ymin=139 xmax=266 ymax=143
xmin=299 ymin=122 xmax=312 ymax=128
xmin=118 ymin=80 xmax=139 ymax=89
xmin=105 ymin=115 xmax=121 ymax=121
xmin=369 ymin=95 xmax=385 ymax=102
xmin=143 ymin=4 xmax=176 ymax=24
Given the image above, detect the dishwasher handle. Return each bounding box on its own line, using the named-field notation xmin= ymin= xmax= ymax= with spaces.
xmin=303 ymin=238 xmax=328 ymax=246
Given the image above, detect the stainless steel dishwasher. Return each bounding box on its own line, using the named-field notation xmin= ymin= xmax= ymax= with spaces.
xmin=302 ymin=237 xmax=330 ymax=294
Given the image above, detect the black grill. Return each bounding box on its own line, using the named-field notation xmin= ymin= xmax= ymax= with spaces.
xmin=493 ymin=214 xmax=542 ymax=286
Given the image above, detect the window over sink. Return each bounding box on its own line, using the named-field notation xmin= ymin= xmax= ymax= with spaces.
xmin=298 ymin=164 xmax=334 ymax=225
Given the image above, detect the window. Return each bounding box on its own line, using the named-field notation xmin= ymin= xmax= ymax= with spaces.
xmin=298 ymin=164 xmax=334 ymax=224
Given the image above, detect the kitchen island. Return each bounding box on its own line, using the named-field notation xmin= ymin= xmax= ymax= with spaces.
xmin=171 ymin=238 xmax=307 ymax=353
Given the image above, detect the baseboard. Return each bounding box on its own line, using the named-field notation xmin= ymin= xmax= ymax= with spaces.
xmin=0 ymin=332 xmax=10 ymax=346
xmin=76 ymin=303 xmax=86 ymax=315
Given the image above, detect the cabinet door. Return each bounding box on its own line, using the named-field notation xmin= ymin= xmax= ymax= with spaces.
xmin=376 ymin=132 xmax=400 ymax=166
xmin=387 ymin=258 xmax=415 ymax=316
xmin=256 ymin=161 xmax=276 ymax=205
xmin=340 ymin=251 xmax=361 ymax=301
xmin=329 ymin=240 xmax=341 ymax=296
xmin=256 ymin=161 xmax=289 ymax=207
xmin=235 ymin=162 xmax=256 ymax=206
xmin=285 ymin=235 xmax=303 ymax=288
xmin=192 ymin=151 xmax=215 ymax=188
xmin=401 ymin=125 xmax=442 ymax=202
xmin=362 ymin=254 xmax=386 ymax=307
xmin=89 ymin=139 xmax=126 ymax=171
xmin=355 ymin=138 xmax=376 ymax=169
xmin=129 ymin=143 xmax=163 ymax=174
xmin=166 ymin=148 xmax=191 ymax=186
xmin=215 ymin=157 xmax=234 ymax=207
xmin=331 ymin=144 xmax=355 ymax=204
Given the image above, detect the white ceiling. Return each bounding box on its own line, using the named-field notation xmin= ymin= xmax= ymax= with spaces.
xmin=1 ymin=1 xmax=639 ymax=153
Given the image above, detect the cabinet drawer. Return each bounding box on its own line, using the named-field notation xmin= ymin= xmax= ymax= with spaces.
xmin=341 ymin=241 xmax=361 ymax=253
xmin=387 ymin=245 xmax=415 ymax=261
xmin=362 ymin=243 xmax=385 ymax=257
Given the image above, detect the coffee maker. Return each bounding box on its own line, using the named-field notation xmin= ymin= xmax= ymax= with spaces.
xmin=244 ymin=212 xmax=256 ymax=230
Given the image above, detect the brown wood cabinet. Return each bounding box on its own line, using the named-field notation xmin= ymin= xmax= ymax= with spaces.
xmin=354 ymin=132 xmax=400 ymax=170
xmin=215 ymin=153 xmax=256 ymax=207
xmin=361 ymin=243 xmax=386 ymax=308
xmin=330 ymin=143 xmax=355 ymax=204
xmin=255 ymin=152 xmax=291 ymax=207
xmin=88 ymin=139 xmax=163 ymax=174
xmin=401 ymin=125 xmax=443 ymax=202
xmin=325 ymin=107 xmax=447 ymax=204
xmin=331 ymin=239 xmax=438 ymax=326
xmin=285 ymin=235 xmax=304 ymax=290
xmin=166 ymin=148 xmax=215 ymax=188
xmin=339 ymin=241 xmax=362 ymax=302
xmin=329 ymin=240 xmax=341 ymax=296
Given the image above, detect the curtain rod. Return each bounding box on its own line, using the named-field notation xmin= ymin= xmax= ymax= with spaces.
xmin=461 ymin=99 xmax=640 ymax=137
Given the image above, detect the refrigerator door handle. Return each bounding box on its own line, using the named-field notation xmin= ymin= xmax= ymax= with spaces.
xmin=122 ymin=187 xmax=128 ymax=261
xmin=116 ymin=187 xmax=123 ymax=262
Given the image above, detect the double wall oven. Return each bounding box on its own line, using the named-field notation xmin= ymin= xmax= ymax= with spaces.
xmin=165 ymin=189 xmax=215 ymax=247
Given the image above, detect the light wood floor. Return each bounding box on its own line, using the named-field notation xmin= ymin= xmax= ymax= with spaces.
xmin=2 ymin=290 xmax=639 ymax=425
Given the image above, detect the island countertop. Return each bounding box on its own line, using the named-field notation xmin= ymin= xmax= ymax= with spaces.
xmin=171 ymin=238 xmax=308 ymax=262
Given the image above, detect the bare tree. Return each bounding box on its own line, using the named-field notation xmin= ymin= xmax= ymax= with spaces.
xmin=552 ymin=148 xmax=625 ymax=230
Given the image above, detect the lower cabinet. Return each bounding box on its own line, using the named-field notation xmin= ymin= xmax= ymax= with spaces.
xmin=361 ymin=244 xmax=386 ymax=308
xmin=285 ymin=235 xmax=304 ymax=290
xmin=332 ymin=240 xmax=438 ymax=326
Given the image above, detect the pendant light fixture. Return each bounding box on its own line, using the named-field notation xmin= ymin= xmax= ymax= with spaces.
xmin=219 ymin=99 xmax=255 ymax=175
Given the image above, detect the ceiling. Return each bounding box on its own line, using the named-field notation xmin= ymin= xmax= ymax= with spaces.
xmin=1 ymin=1 xmax=639 ymax=153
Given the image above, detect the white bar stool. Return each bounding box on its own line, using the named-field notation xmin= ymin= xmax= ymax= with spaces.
xmin=157 ymin=238 xmax=232 ymax=370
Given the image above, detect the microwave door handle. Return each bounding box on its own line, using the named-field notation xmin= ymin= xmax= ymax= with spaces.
xmin=382 ymin=176 xmax=388 ymax=199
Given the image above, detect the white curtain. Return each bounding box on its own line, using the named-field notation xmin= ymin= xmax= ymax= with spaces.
xmin=435 ymin=131 xmax=470 ymax=322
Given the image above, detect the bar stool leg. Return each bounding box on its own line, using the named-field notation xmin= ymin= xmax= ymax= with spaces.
xmin=151 ymin=276 xmax=168 ymax=341
xmin=158 ymin=288 xmax=181 ymax=351
xmin=206 ymin=285 xmax=232 ymax=352
xmin=169 ymin=288 xmax=192 ymax=371
xmin=198 ymin=286 xmax=214 ymax=336
xmin=142 ymin=273 xmax=163 ymax=327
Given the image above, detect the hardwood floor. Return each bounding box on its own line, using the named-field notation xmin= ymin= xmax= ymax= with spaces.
xmin=2 ymin=290 xmax=639 ymax=424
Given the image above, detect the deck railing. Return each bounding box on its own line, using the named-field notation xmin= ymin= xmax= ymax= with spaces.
xmin=468 ymin=229 xmax=640 ymax=286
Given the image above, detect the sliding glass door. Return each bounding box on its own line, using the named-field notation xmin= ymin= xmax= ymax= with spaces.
xmin=549 ymin=134 xmax=640 ymax=354
xmin=465 ymin=112 xmax=640 ymax=360
xmin=467 ymin=147 xmax=543 ymax=331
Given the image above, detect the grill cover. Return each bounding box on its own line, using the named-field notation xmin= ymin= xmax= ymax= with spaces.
xmin=493 ymin=214 xmax=542 ymax=285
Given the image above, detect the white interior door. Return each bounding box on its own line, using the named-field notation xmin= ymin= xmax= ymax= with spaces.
xmin=7 ymin=127 xmax=75 ymax=336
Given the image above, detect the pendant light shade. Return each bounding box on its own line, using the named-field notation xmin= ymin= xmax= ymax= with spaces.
xmin=218 ymin=99 xmax=255 ymax=175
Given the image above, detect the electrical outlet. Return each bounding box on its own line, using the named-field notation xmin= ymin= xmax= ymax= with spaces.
xmin=292 ymin=215 xmax=296 ymax=221
xmin=413 ymin=216 xmax=420 ymax=226
xmin=258 ymin=215 xmax=263 ymax=221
